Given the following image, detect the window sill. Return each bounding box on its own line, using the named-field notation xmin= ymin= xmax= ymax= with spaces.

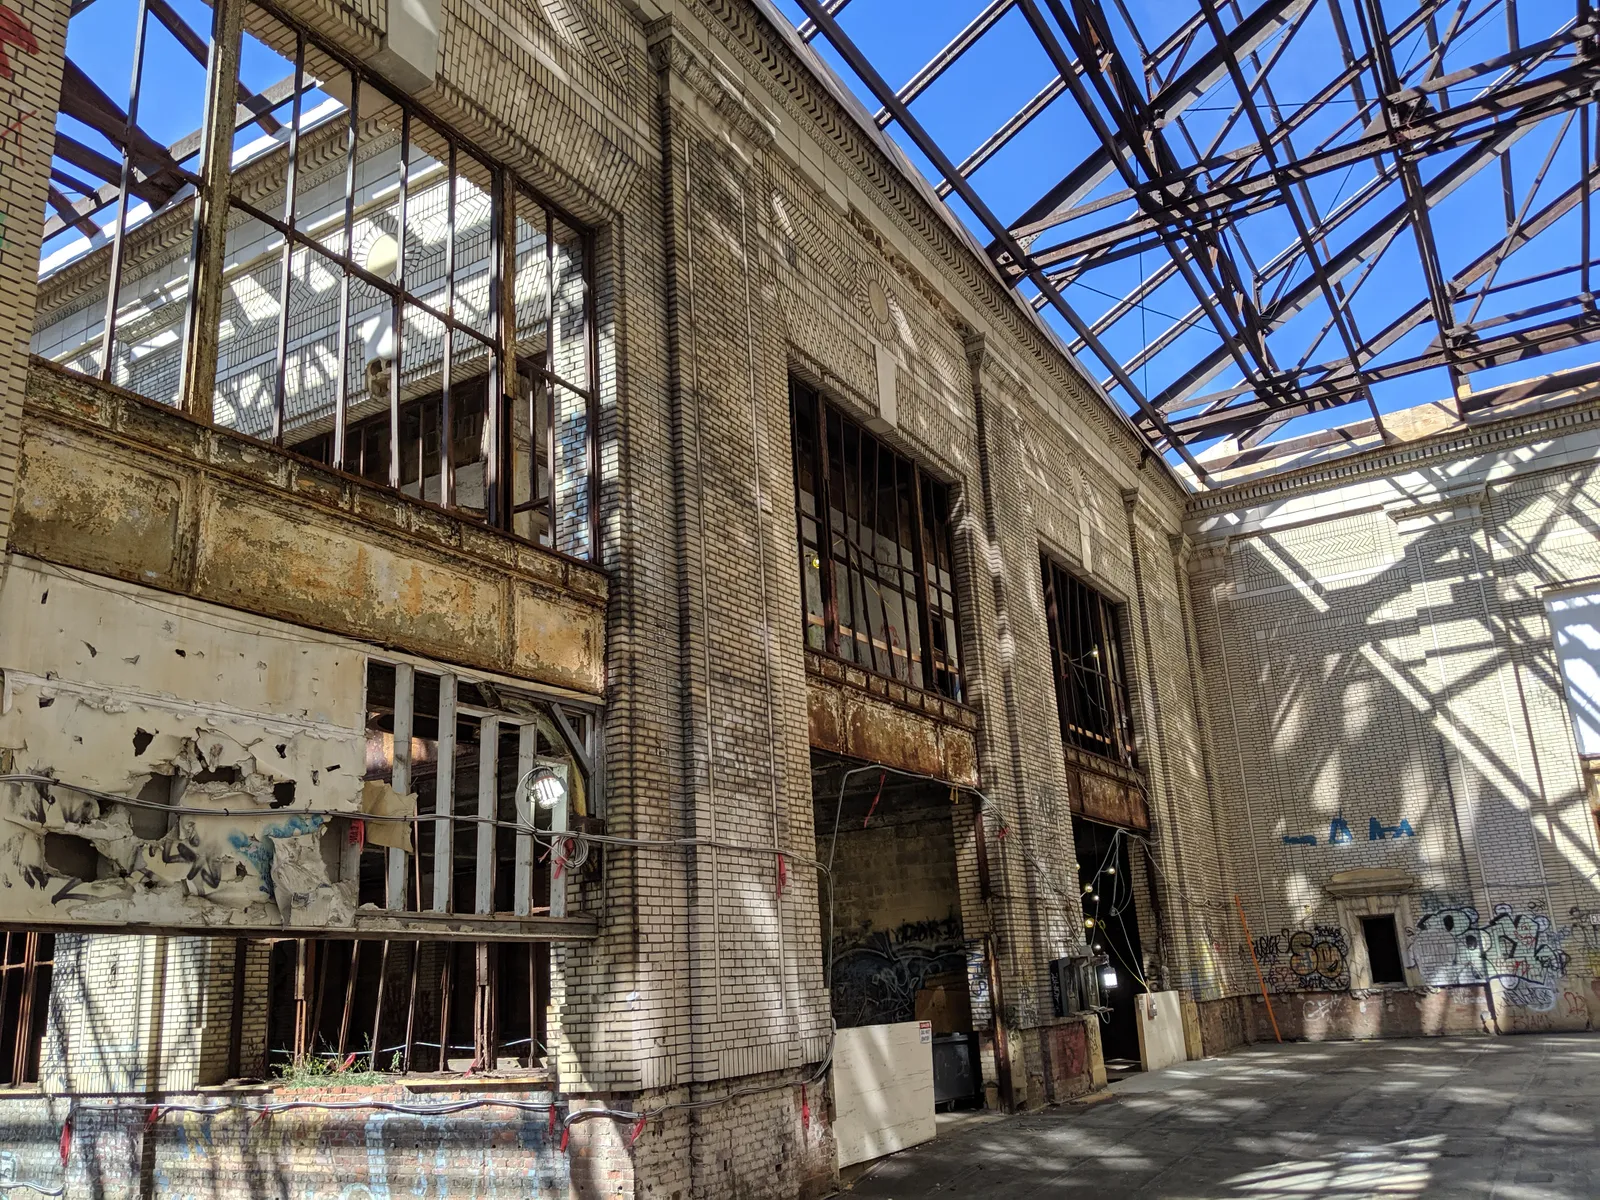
xmin=805 ymin=649 xmax=975 ymax=727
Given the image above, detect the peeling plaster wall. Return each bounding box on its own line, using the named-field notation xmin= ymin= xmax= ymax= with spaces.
xmin=0 ymin=556 xmax=363 ymax=931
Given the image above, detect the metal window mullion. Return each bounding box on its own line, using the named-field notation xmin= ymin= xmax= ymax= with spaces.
xmin=476 ymin=716 xmax=498 ymax=914
xmin=335 ymin=940 xmax=359 ymax=1058
xmin=514 ymin=721 xmax=535 ymax=916
xmin=441 ymin=143 xmax=458 ymax=508
xmin=332 ymin=76 xmax=360 ymax=471
xmin=369 ymin=939 xmax=391 ymax=1070
xmin=486 ymin=172 xmax=511 ymax=528
xmin=849 ymin=428 xmax=875 ymax=670
xmin=436 ymin=945 xmax=454 ymax=1072
xmin=584 ymin=225 xmax=599 ymax=559
xmin=431 ymin=674 xmax=457 ymax=912
xmin=98 ymin=0 xmax=154 ymax=384
xmin=545 ymin=209 xmax=557 ymax=539
xmin=789 ymin=387 xmax=820 ymax=644
xmin=388 ymin=111 xmax=411 ymax=491
xmin=891 ymin=452 xmax=919 ymax=685
xmin=270 ymin=32 xmax=306 ymax=446
xmin=909 ymin=467 xmax=937 ymax=693
xmin=307 ymin=940 xmax=328 ymax=1059
xmin=387 ymin=662 xmax=414 ymax=910
xmin=815 ymin=392 xmax=840 ymax=658
xmin=401 ymin=941 xmax=419 ymax=1071
xmin=860 ymin=437 xmax=887 ymax=676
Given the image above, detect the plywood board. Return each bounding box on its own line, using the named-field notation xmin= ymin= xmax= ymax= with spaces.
xmin=833 ymin=1021 xmax=936 ymax=1168
xmin=1136 ymin=990 xmax=1187 ymax=1072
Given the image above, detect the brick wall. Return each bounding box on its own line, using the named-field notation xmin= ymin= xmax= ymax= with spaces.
xmin=0 ymin=0 xmax=67 ymax=543
xmin=0 ymin=0 xmax=1225 ymax=1194
xmin=1187 ymin=397 xmax=1600 ymax=1038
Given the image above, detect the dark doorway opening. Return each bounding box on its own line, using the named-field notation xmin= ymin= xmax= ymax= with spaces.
xmin=1073 ymin=815 xmax=1145 ymax=1073
xmin=1361 ymin=915 xmax=1407 ymax=985
xmin=813 ymin=756 xmax=979 ymax=1108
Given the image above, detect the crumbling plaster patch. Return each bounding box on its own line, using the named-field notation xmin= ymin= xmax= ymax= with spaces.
xmin=0 ymin=557 xmax=367 ymax=928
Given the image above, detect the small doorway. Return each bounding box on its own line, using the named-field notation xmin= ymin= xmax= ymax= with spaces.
xmin=1073 ymin=815 xmax=1145 ymax=1076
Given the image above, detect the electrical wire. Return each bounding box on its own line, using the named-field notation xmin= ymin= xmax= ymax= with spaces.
xmin=0 ymin=772 xmax=837 ymax=1138
xmin=3 ymin=761 xmax=1115 ymax=1138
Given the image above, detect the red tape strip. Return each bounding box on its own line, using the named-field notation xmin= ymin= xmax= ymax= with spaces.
xmin=862 ymin=770 xmax=886 ymax=829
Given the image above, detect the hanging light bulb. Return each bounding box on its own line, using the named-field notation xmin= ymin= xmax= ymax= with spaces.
xmin=1083 ymin=917 xmax=1095 ymax=930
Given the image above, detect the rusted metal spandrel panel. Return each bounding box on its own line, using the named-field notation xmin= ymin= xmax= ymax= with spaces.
xmin=12 ymin=426 xmax=185 ymax=586
xmin=807 ymin=672 xmax=980 ymax=787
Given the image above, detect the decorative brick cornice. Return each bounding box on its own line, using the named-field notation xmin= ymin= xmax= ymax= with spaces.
xmin=1188 ymin=394 xmax=1600 ymax=517
xmin=648 ymin=15 xmax=775 ymax=149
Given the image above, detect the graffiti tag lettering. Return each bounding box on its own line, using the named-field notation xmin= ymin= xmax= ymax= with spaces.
xmin=1281 ymin=815 xmax=1417 ymax=847
xmin=1412 ymin=903 xmax=1569 ymax=1011
xmin=831 ymin=914 xmax=965 ymax=1028
xmin=1244 ymin=925 xmax=1350 ymax=992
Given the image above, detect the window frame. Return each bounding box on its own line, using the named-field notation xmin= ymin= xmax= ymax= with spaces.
xmin=1041 ymin=554 xmax=1137 ymax=769
xmin=789 ymin=377 xmax=964 ymax=702
xmin=35 ymin=0 xmax=601 ymax=561
xmin=0 ymin=932 xmax=53 ymax=1087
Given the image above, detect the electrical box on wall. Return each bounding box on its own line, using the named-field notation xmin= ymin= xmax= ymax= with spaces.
xmin=1049 ymin=954 xmax=1098 ymax=1017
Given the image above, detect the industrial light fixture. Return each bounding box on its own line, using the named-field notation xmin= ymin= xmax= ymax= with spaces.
xmin=522 ymin=763 xmax=566 ymax=810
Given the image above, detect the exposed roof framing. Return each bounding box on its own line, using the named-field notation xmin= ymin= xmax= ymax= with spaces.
xmin=787 ymin=0 xmax=1600 ymax=475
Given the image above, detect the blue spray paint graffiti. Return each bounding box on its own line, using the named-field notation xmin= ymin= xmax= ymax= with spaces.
xmin=229 ymin=815 xmax=324 ymax=897
xmin=1281 ymin=814 xmax=1417 ymax=847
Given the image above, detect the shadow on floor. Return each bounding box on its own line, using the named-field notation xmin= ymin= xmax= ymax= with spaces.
xmin=835 ymin=1033 xmax=1600 ymax=1198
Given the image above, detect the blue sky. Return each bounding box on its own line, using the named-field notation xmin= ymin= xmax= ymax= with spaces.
xmin=767 ymin=0 xmax=1593 ymax=458
xmin=47 ymin=0 xmax=1596 ymax=460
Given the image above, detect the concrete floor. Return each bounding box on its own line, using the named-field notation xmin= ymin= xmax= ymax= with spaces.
xmin=841 ymin=1034 xmax=1600 ymax=1198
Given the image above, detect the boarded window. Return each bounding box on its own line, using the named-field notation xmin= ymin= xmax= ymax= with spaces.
xmin=789 ymin=378 xmax=963 ymax=700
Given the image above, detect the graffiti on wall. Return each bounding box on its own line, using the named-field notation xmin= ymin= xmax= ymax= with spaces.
xmin=1281 ymin=815 xmax=1416 ymax=847
xmin=1243 ymin=925 xmax=1350 ymax=992
xmin=1411 ymin=903 xmax=1570 ymax=1011
xmin=0 ymin=5 xmax=38 ymax=81
xmin=832 ymin=914 xmax=965 ymax=1028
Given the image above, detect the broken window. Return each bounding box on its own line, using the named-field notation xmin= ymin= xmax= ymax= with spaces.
xmin=33 ymin=0 xmax=597 ymax=558
xmin=0 ymin=932 xmax=54 ymax=1086
xmin=256 ymin=659 xmax=594 ymax=1076
xmin=1042 ymin=556 xmax=1136 ymax=767
xmin=264 ymin=937 xmax=548 ymax=1074
xmin=31 ymin=0 xmax=216 ymax=402
xmin=789 ymin=378 xmax=963 ymax=700
xmin=358 ymin=660 xmax=595 ymax=917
